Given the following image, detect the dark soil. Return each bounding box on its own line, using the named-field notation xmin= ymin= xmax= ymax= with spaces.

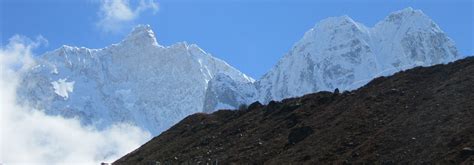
xmin=114 ymin=57 xmax=474 ymax=164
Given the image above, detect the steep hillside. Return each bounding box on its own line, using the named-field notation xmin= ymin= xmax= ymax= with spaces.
xmin=115 ymin=57 xmax=474 ymax=164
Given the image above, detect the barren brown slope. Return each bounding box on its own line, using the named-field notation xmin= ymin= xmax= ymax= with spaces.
xmin=115 ymin=57 xmax=474 ymax=164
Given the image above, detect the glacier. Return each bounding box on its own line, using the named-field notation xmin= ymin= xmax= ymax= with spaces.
xmin=204 ymin=7 xmax=459 ymax=112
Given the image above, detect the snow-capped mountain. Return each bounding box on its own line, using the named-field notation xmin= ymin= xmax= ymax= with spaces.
xmin=18 ymin=25 xmax=253 ymax=134
xmin=204 ymin=7 xmax=458 ymax=112
xmin=18 ymin=8 xmax=460 ymax=135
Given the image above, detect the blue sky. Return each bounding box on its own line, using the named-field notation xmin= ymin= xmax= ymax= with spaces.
xmin=1 ymin=0 xmax=473 ymax=79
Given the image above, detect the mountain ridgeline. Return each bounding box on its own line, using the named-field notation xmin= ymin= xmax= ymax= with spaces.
xmin=19 ymin=8 xmax=459 ymax=135
xmin=115 ymin=56 xmax=474 ymax=164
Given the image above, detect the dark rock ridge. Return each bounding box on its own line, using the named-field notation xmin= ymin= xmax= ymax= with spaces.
xmin=115 ymin=57 xmax=474 ymax=164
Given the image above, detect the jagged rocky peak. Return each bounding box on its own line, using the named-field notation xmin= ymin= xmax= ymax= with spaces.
xmin=121 ymin=24 xmax=160 ymax=47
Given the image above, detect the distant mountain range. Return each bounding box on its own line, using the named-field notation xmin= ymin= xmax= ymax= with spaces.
xmin=18 ymin=8 xmax=459 ymax=135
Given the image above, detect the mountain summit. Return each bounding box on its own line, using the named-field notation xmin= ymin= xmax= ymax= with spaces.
xmin=121 ymin=24 xmax=160 ymax=47
xmin=204 ymin=8 xmax=458 ymax=112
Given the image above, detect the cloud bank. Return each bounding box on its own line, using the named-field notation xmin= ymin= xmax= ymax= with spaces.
xmin=97 ymin=0 xmax=159 ymax=33
xmin=0 ymin=35 xmax=151 ymax=164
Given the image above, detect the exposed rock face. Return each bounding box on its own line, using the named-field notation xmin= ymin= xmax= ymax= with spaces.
xmin=204 ymin=8 xmax=459 ymax=112
xmin=17 ymin=25 xmax=254 ymax=134
xmin=114 ymin=57 xmax=474 ymax=164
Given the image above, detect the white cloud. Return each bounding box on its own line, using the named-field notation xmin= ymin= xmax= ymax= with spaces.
xmin=0 ymin=35 xmax=151 ymax=164
xmin=97 ymin=0 xmax=159 ymax=33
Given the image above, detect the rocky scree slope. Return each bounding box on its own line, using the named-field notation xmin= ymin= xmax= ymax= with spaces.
xmin=115 ymin=56 xmax=474 ymax=164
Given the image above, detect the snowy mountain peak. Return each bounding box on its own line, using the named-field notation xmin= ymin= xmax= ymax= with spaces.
xmin=378 ymin=7 xmax=439 ymax=32
xmin=298 ymin=15 xmax=367 ymax=49
xmin=373 ymin=8 xmax=457 ymax=69
xmin=388 ymin=7 xmax=421 ymax=18
xmin=205 ymin=8 xmax=459 ymax=113
xmin=314 ymin=15 xmax=364 ymax=31
xmin=121 ymin=24 xmax=160 ymax=47
xmin=316 ymin=15 xmax=356 ymax=26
